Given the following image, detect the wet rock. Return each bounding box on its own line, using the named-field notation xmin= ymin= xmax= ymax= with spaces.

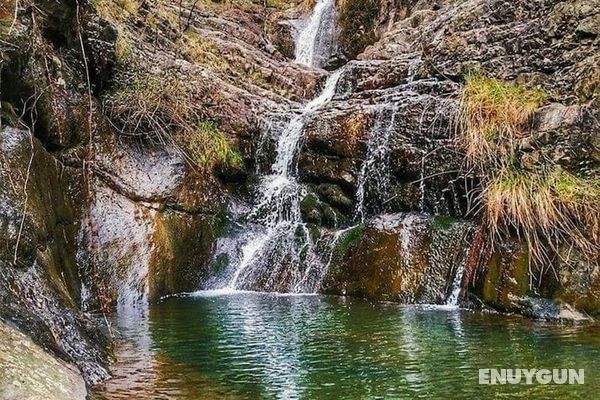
xmin=509 ymin=296 xmax=591 ymax=322
xmin=300 ymin=190 xmax=342 ymax=227
xmin=266 ymin=13 xmax=297 ymax=59
xmin=149 ymin=211 xmax=224 ymax=301
xmin=555 ymin=252 xmax=600 ymax=316
xmin=299 ymin=71 xmax=465 ymax=220
xmin=469 ymin=240 xmax=600 ymax=318
xmin=322 ymin=213 xmax=474 ymax=303
xmin=0 ymin=127 xmax=110 ymax=384
xmin=315 ymin=183 xmax=354 ymax=212
xmin=0 ymin=320 xmax=87 ymax=400
xmin=469 ymin=241 xmax=533 ymax=311
xmin=80 ymin=136 xmax=229 ymax=309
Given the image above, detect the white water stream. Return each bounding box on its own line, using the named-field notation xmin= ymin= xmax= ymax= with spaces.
xmin=295 ymin=0 xmax=337 ymax=68
xmin=355 ymin=107 xmax=398 ymax=222
xmin=212 ymin=2 xmax=343 ymax=292
xmin=445 ymin=263 xmax=465 ymax=306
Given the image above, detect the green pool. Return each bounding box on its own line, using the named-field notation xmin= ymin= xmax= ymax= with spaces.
xmin=93 ymin=293 xmax=599 ymax=399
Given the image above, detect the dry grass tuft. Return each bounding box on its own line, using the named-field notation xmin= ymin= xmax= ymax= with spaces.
xmin=180 ymin=31 xmax=230 ymax=72
xmin=459 ymin=73 xmax=598 ymax=266
xmin=93 ymin=0 xmax=139 ymax=22
xmin=103 ymin=68 xmax=240 ymax=169
xmin=301 ymin=0 xmax=318 ymax=11
xmin=484 ymin=167 xmax=599 ymax=263
xmin=459 ymin=73 xmax=545 ymax=166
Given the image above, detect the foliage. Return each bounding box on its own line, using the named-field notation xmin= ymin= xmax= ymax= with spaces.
xmin=183 ymin=121 xmax=242 ymax=168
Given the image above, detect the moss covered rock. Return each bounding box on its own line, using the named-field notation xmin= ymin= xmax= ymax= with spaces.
xmin=148 ymin=211 xmax=223 ymax=301
xmin=322 ymin=213 xmax=474 ymax=303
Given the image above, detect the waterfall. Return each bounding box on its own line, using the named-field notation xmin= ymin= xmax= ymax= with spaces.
xmin=354 ymin=107 xmax=398 ymax=222
xmin=445 ymin=263 xmax=465 ymax=306
xmin=201 ymin=0 xmax=343 ymax=294
xmin=217 ymin=70 xmax=343 ymax=292
xmin=295 ymin=0 xmax=337 ymax=68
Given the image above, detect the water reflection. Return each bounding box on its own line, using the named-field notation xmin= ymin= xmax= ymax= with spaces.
xmin=94 ymin=294 xmax=599 ymax=400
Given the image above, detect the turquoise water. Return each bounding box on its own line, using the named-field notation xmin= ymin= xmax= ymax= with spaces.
xmin=94 ymin=293 xmax=599 ymax=399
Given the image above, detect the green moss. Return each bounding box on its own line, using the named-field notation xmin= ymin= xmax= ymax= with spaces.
xmin=306 ymin=223 xmax=321 ymax=243
xmin=181 ymin=31 xmax=230 ymax=72
xmin=334 ymin=224 xmax=365 ymax=256
xmin=464 ymin=73 xmax=546 ymax=110
xmin=482 ymin=254 xmax=501 ymax=304
xmin=184 ymin=121 xmax=242 ymax=169
xmin=512 ymin=250 xmax=530 ymax=296
xmin=212 ymin=212 xmax=231 ymax=238
xmin=0 ymin=0 xmax=15 ymax=38
xmin=300 ymin=193 xmax=319 ymax=211
xmin=430 ymin=216 xmax=458 ymax=230
xmin=549 ymin=168 xmax=600 ymax=204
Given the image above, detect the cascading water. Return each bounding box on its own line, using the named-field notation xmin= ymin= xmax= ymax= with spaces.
xmin=201 ymin=1 xmax=346 ymax=294
xmin=445 ymin=263 xmax=465 ymax=306
xmin=202 ymin=3 xmax=471 ymax=303
xmin=295 ymin=0 xmax=337 ymax=68
xmin=212 ymin=71 xmax=343 ymax=293
xmin=354 ymin=106 xmax=398 ymax=222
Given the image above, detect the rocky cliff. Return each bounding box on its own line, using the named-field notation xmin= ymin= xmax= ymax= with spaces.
xmin=0 ymin=0 xmax=598 ymax=388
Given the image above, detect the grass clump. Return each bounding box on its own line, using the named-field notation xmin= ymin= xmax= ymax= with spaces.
xmin=183 ymin=121 xmax=242 ymax=168
xmin=459 ymin=72 xmax=598 ymax=266
xmin=93 ymin=0 xmax=139 ymax=22
xmin=103 ymin=68 xmax=240 ymax=169
xmin=180 ymin=31 xmax=230 ymax=72
xmin=484 ymin=167 xmax=599 ymax=262
xmin=460 ymin=73 xmax=545 ymax=166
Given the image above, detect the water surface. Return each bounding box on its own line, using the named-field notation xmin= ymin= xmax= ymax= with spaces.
xmin=94 ymin=293 xmax=599 ymax=399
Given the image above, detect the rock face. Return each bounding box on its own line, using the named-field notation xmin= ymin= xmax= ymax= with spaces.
xmin=0 ymin=127 xmax=110 ymax=383
xmin=322 ymin=213 xmax=475 ymax=303
xmin=79 ymin=134 xmax=228 ymax=310
xmin=0 ymin=320 xmax=87 ymax=400
xmin=289 ymin=0 xmax=599 ymax=317
xmin=0 ymin=0 xmax=329 ymax=384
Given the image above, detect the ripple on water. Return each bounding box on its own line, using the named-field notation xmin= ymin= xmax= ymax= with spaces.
xmin=93 ymin=294 xmax=600 ymax=400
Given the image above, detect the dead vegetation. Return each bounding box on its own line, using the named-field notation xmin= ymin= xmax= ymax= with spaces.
xmin=458 ymin=73 xmax=599 ymax=268
xmin=103 ymin=67 xmax=241 ymax=169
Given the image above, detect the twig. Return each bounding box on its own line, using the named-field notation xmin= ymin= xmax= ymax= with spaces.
xmin=7 ymin=0 xmax=19 ymax=37
xmin=13 ymin=96 xmax=37 ymax=264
